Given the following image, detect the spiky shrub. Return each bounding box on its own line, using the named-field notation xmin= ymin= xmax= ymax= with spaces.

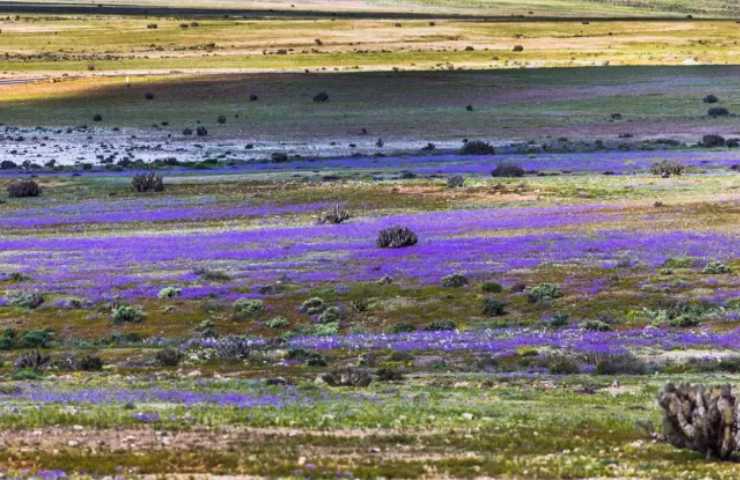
xmin=233 ymin=298 xmax=264 ymax=318
xmin=441 ymin=273 xmax=468 ymax=288
xmin=14 ymin=350 xmax=50 ymax=371
xmin=659 ymin=383 xmax=740 ymax=460
xmin=526 ymin=283 xmax=562 ymax=303
xmin=703 ymin=260 xmax=732 ymax=274
xmin=317 ymin=204 xmax=351 ymax=224
xmin=491 ymin=163 xmax=525 ymax=178
xmin=377 ymin=226 xmax=418 ymax=248
xmin=157 ymin=286 xmax=182 ymax=299
xmin=482 ymin=298 xmax=506 ymax=317
xmin=9 ymin=292 xmax=44 ymax=309
xmin=7 ymin=180 xmax=41 ymax=198
xmin=460 ymin=140 xmax=495 ymax=155
xmin=155 ymin=348 xmax=182 ymax=367
xmin=111 ymin=305 xmax=145 ymax=324
xmin=131 ymin=172 xmax=164 ymax=193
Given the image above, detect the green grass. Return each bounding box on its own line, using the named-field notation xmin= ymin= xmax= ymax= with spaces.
xmin=3 ymin=65 xmax=740 ymax=142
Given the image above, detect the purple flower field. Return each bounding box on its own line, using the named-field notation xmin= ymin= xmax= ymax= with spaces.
xmin=288 ymin=326 xmax=740 ymax=356
xmin=2 ymin=385 xmax=289 ymax=409
xmin=0 ymin=197 xmax=329 ymax=230
xmin=2 ymin=201 xmax=737 ymax=302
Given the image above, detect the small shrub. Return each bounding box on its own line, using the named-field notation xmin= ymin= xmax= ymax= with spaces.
xmin=389 ymin=322 xmax=416 ymax=333
xmin=321 ymin=368 xmax=372 ymax=387
xmin=703 ymin=260 xmax=732 ymax=274
xmin=266 ymin=316 xmax=289 ymax=329
xmin=481 ymin=298 xmax=506 ymax=317
xmin=196 ymin=126 xmax=208 ymax=136
xmin=313 ymin=92 xmax=329 ymax=103
xmin=155 ymin=348 xmax=181 ymax=367
xmin=491 ymin=163 xmax=525 ymax=178
xmin=195 ymin=319 xmax=217 ymax=338
xmin=544 ymin=354 xmax=581 ymax=374
xmin=376 ymin=367 xmax=404 ymax=382
xmin=526 ymin=283 xmax=562 ymax=303
xmin=377 ymin=226 xmax=418 ymax=248
xmin=78 ymin=355 xmax=104 ymax=371
xmin=547 ymin=312 xmax=570 ymax=328
xmin=217 ymin=115 xmax=227 ymax=124
xmin=131 ymin=172 xmax=164 ymax=193
xmin=317 ymin=204 xmax=350 ymax=224
xmin=194 ymin=267 xmax=231 ymax=282
xmin=233 ymin=298 xmax=265 ymax=318
xmin=441 ymin=273 xmax=468 ymax=288
xmin=14 ymin=350 xmax=50 ymax=371
xmin=300 ymin=297 xmax=326 ymax=315
xmin=0 ymin=329 xmax=17 ymax=350
xmin=663 ymin=256 xmax=695 ymax=269
xmin=583 ymin=319 xmax=612 ymax=331
xmin=424 ymin=320 xmax=457 ymax=331
xmin=7 ymin=180 xmax=41 ymax=198
xmin=702 ymin=134 xmax=726 ymax=148
xmin=481 ymin=281 xmax=503 ymax=293
xmin=460 ymin=140 xmax=495 ymax=155
xmin=650 ymin=160 xmax=685 ymax=177
xmin=708 ymin=107 xmax=730 ymax=117
xmin=317 ymin=306 xmax=341 ymax=324
xmin=19 ymin=330 xmax=53 ymax=348
xmin=288 ymin=348 xmax=327 ymax=366
xmin=595 ymin=353 xmax=647 ymax=375
xmin=9 ymin=292 xmax=44 ymax=309
xmin=157 ymin=286 xmax=181 ymax=299
xmin=512 ymin=45 xmax=524 ymax=52
xmin=447 ymin=176 xmax=465 ymax=188
xmin=271 ymin=152 xmax=289 ymax=162
xmin=111 ymin=305 xmax=145 ymax=324
xmin=703 ymin=94 xmax=719 ymax=104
